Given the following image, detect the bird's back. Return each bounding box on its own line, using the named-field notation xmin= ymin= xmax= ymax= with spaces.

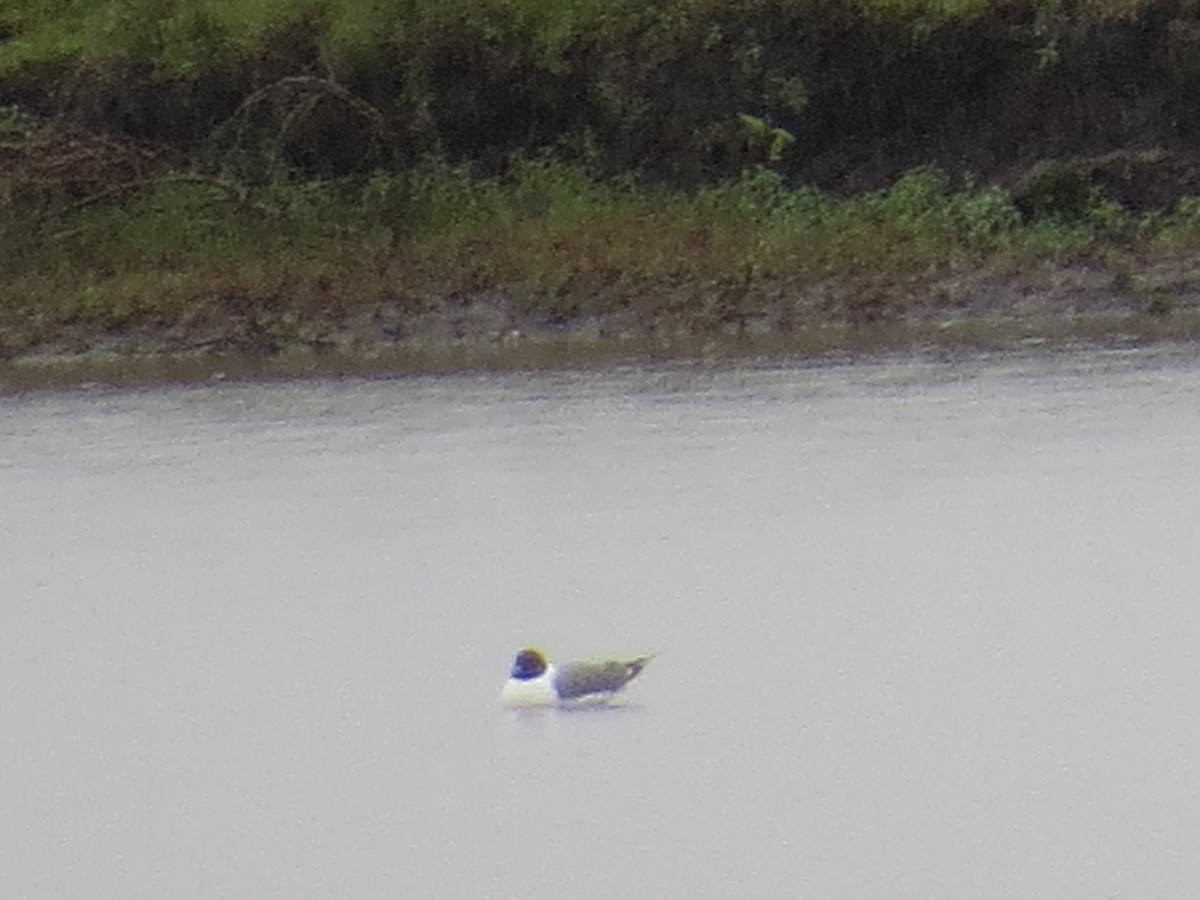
xmin=553 ymin=655 xmax=653 ymax=700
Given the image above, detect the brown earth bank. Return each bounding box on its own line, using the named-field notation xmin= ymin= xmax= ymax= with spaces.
xmin=5 ymin=258 xmax=1200 ymax=393
xmin=10 ymin=2 xmax=1200 ymax=391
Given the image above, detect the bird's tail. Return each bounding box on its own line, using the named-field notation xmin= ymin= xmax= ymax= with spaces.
xmin=625 ymin=653 xmax=658 ymax=680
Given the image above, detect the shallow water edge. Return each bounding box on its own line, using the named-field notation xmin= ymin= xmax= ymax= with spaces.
xmin=4 ymin=307 xmax=1200 ymax=393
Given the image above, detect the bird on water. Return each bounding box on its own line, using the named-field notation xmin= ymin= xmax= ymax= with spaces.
xmin=500 ymin=647 xmax=654 ymax=706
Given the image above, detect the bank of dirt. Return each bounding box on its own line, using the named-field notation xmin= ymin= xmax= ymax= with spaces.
xmin=9 ymin=2 xmax=1200 ymax=390
xmin=5 ymin=255 xmax=1200 ymax=392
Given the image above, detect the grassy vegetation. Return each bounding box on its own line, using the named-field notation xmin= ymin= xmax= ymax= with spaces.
xmin=5 ymin=0 xmax=1200 ymax=376
xmin=7 ymin=0 xmax=1196 ymax=183
xmin=5 ymin=137 xmax=1198 ymax=364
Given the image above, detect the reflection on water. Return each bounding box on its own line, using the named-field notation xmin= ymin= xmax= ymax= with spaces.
xmin=3 ymin=347 xmax=1200 ymax=898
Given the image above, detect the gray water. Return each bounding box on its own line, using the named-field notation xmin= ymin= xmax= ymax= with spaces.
xmin=4 ymin=347 xmax=1200 ymax=898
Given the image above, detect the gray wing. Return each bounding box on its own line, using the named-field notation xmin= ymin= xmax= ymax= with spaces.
xmin=554 ymin=657 xmax=651 ymax=700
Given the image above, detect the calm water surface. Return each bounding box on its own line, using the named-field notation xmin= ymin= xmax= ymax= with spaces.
xmin=4 ymin=348 xmax=1200 ymax=898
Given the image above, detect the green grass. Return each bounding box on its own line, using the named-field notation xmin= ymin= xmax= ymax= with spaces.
xmin=5 ymin=0 xmax=1190 ymax=191
xmin=6 ymin=0 xmax=1200 ymax=365
xmin=4 ymin=154 xmax=1195 ymax=329
xmin=0 ymin=0 xmax=1163 ymax=76
xmin=3 ymin=161 xmax=1017 ymax=286
xmin=0 ymin=0 xmax=643 ymax=74
xmin=12 ymin=157 xmax=1189 ymax=283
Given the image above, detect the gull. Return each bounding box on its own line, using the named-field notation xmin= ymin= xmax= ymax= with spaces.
xmin=500 ymin=647 xmax=654 ymax=706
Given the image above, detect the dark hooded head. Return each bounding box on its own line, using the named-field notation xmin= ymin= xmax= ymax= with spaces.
xmin=510 ymin=648 xmax=548 ymax=680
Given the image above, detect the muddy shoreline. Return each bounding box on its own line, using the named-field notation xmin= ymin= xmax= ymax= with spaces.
xmin=5 ymin=260 xmax=1200 ymax=393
